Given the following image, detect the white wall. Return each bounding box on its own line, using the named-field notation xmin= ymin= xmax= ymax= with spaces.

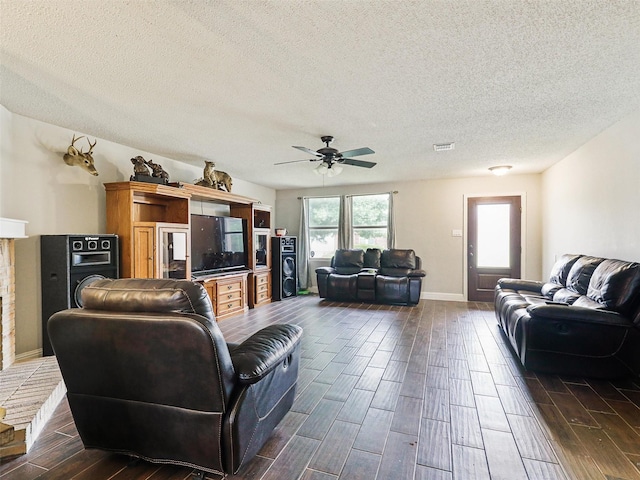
xmin=0 ymin=106 xmax=276 ymax=356
xmin=275 ymin=174 xmax=543 ymax=300
xmin=542 ymin=111 xmax=640 ymax=276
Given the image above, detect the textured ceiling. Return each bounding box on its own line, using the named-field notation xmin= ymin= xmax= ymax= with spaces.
xmin=1 ymin=1 xmax=639 ymax=190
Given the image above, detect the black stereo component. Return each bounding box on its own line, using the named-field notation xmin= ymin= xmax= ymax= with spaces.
xmin=272 ymin=236 xmax=297 ymax=301
xmin=41 ymin=234 xmax=119 ymax=356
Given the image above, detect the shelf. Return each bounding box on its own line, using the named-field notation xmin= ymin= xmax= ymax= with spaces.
xmin=177 ymin=182 xmax=258 ymax=205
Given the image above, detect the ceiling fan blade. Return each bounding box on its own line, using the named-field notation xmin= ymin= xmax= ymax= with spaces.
xmin=342 ymin=158 xmax=377 ymax=168
xmin=339 ymin=147 xmax=375 ymax=157
xmin=292 ymin=145 xmax=322 ymax=157
xmin=274 ymin=158 xmax=320 ymax=165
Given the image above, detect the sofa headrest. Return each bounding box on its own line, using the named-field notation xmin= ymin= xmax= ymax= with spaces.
xmin=381 ymin=249 xmax=416 ymax=269
xmin=565 ymin=256 xmax=605 ymax=294
xmin=333 ymin=249 xmax=364 ymax=274
xmin=364 ymin=248 xmax=382 ymax=269
xmin=541 ymin=282 xmax=563 ymax=298
xmin=548 ymin=254 xmax=583 ymax=286
xmin=586 ymin=259 xmax=640 ymax=316
xmin=81 ymin=278 xmax=216 ymax=323
xmin=379 ymin=249 xmax=418 ymax=276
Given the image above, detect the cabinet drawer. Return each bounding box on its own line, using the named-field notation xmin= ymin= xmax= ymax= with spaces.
xmin=217 ymin=298 xmax=243 ymax=315
xmin=256 ymin=274 xmax=269 ymax=286
xmin=217 ymin=281 xmax=242 ymax=294
xmin=256 ymin=283 xmax=269 ymax=294
xmin=256 ymin=290 xmax=270 ymax=302
xmin=217 ymin=289 xmax=242 ymax=304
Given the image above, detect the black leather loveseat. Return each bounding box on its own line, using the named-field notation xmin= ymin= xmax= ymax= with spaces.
xmin=316 ymin=248 xmax=425 ymax=305
xmin=495 ymin=254 xmax=640 ymax=379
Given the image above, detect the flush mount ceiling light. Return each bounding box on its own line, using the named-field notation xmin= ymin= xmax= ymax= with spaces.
xmin=489 ymin=165 xmax=512 ymax=176
xmin=433 ymin=142 xmax=455 ymax=152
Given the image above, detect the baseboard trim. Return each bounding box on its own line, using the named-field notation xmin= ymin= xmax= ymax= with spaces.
xmin=420 ymin=292 xmax=466 ymax=302
xmin=14 ymin=349 xmax=43 ymax=363
xmin=308 ymin=288 xmax=465 ymax=302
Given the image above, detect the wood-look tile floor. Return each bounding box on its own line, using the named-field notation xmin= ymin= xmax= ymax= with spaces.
xmin=1 ymin=297 xmax=639 ymax=480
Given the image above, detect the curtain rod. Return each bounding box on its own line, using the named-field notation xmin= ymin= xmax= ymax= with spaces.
xmin=297 ymin=191 xmax=398 ymax=200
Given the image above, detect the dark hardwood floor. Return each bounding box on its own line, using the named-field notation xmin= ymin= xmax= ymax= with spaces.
xmin=1 ymin=296 xmax=639 ymax=480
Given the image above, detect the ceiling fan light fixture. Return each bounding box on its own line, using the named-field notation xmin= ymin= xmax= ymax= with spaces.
xmin=489 ymin=165 xmax=512 ymax=176
xmin=315 ymin=163 xmax=329 ymax=175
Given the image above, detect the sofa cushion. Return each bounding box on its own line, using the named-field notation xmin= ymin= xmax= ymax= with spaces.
xmin=573 ymin=296 xmax=607 ymax=310
xmin=333 ymin=249 xmax=364 ymax=274
xmin=364 ymin=248 xmax=382 ymax=269
xmin=586 ymin=259 xmax=640 ymax=316
xmin=548 ymin=254 xmax=583 ymax=286
xmin=379 ymin=249 xmax=416 ymax=276
xmin=541 ymin=282 xmax=563 ymax=298
xmin=564 ymin=256 xmax=605 ymax=294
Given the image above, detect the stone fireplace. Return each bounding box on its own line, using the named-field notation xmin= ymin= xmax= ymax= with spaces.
xmin=0 ymin=218 xmax=28 ymax=371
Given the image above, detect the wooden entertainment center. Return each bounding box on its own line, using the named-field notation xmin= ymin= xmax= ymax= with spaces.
xmin=104 ymin=181 xmax=272 ymax=321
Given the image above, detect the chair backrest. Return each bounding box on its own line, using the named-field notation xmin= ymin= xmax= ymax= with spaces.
xmin=48 ymin=278 xmax=235 ymax=413
xmin=548 ymin=254 xmax=583 ymax=286
xmin=332 ymin=249 xmax=365 ymax=274
xmin=379 ymin=249 xmax=418 ymax=276
xmin=586 ymin=259 xmax=640 ymax=319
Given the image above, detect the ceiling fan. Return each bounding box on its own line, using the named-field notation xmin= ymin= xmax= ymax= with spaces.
xmin=275 ymin=136 xmax=376 ymax=176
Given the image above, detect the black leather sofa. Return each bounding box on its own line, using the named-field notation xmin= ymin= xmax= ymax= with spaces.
xmin=495 ymin=254 xmax=640 ymax=379
xmin=316 ymin=248 xmax=426 ymax=305
xmin=48 ymin=278 xmax=303 ymax=476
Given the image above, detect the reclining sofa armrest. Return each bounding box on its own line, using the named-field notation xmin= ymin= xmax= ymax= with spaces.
xmin=526 ymin=304 xmax=630 ymax=327
xmin=408 ymin=269 xmax=426 ymax=278
xmin=315 ymin=266 xmax=335 ymax=275
xmin=230 ymin=324 xmax=303 ymax=384
xmin=497 ymin=278 xmax=543 ymax=293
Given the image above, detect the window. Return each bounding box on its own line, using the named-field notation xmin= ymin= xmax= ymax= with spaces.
xmin=308 ymin=196 xmax=340 ymax=258
xmin=352 ymin=194 xmax=390 ymax=250
xmin=306 ymin=193 xmax=392 ymax=259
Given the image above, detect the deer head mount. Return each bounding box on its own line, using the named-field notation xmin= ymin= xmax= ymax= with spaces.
xmin=63 ymin=134 xmax=98 ymax=176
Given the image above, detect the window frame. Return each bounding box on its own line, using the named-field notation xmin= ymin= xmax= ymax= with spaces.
xmin=305 ymin=193 xmax=392 ymax=259
xmin=307 ymin=196 xmax=341 ymax=259
xmin=351 ymin=193 xmax=391 ymax=251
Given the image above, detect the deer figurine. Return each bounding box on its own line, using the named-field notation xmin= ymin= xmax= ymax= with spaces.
xmin=63 ymin=134 xmax=98 ymax=176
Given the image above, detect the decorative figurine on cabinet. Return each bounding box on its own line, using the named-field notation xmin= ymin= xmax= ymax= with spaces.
xmin=195 ymin=161 xmax=233 ymax=192
xmin=146 ymin=159 xmax=170 ymax=183
xmin=130 ymin=156 xmax=169 ymax=184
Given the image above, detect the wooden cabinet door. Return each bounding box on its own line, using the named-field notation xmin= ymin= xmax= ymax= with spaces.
xmin=133 ymin=225 xmax=155 ymax=278
xmin=157 ymin=225 xmax=190 ymax=279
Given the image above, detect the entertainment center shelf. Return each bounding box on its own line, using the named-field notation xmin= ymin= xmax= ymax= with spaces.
xmin=104 ymin=181 xmax=272 ymax=320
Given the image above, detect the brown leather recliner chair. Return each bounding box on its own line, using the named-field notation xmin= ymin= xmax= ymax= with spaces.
xmin=48 ymin=278 xmax=303 ymax=476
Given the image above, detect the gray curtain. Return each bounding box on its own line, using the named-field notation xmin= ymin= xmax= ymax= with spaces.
xmin=387 ymin=192 xmax=396 ymax=249
xmin=298 ymin=197 xmax=312 ymax=290
xmin=338 ymin=195 xmax=352 ymax=249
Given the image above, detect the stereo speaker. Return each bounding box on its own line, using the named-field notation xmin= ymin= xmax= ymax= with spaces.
xmin=272 ymin=236 xmax=297 ymax=301
xmin=41 ymin=234 xmax=119 ymax=356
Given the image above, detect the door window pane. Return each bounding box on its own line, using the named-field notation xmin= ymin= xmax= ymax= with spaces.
xmin=477 ymin=204 xmax=510 ymax=268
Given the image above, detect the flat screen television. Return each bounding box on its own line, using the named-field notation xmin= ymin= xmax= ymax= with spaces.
xmin=191 ymin=214 xmax=248 ymax=277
